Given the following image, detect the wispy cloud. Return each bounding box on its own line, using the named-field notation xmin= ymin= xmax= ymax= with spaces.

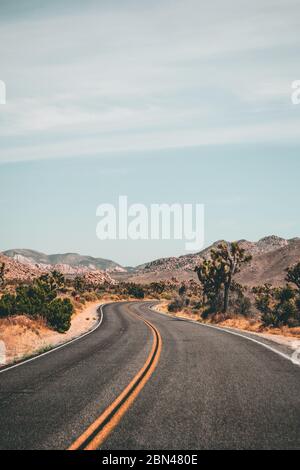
xmin=0 ymin=0 xmax=300 ymax=163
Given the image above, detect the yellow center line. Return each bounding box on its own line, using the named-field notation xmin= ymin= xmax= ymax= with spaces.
xmin=68 ymin=305 xmax=162 ymax=451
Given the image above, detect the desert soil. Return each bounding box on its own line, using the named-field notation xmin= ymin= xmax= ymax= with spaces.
xmin=0 ymin=301 xmax=101 ymax=366
xmin=153 ymin=301 xmax=300 ymax=350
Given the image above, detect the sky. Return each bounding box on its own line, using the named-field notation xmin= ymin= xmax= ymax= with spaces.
xmin=0 ymin=0 xmax=300 ymax=266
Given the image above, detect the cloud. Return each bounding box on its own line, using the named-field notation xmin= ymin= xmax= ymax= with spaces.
xmin=0 ymin=0 xmax=300 ymax=163
xmin=1 ymin=117 xmax=300 ymax=164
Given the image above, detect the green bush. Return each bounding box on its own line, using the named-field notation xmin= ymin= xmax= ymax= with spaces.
xmin=229 ymin=290 xmax=252 ymax=316
xmin=15 ymin=283 xmax=56 ymax=318
xmin=260 ymin=311 xmax=281 ymax=328
xmin=276 ymin=300 xmax=299 ymax=327
xmin=46 ymin=298 xmax=73 ymax=333
xmin=83 ymin=292 xmax=98 ymax=302
xmin=0 ymin=262 xmax=5 ymax=289
xmin=127 ymin=284 xmax=145 ymax=299
xmin=0 ymin=294 xmax=16 ymax=317
xmin=253 ymin=283 xmax=300 ymax=328
xmin=168 ymin=296 xmax=184 ymax=313
xmin=0 ymin=272 xmax=74 ymax=332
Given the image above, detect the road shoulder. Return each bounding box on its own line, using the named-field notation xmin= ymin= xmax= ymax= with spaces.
xmin=151 ymin=302 xmax=300 ymax=365
xmin=0 ymin=301 xmax=102 ymax=367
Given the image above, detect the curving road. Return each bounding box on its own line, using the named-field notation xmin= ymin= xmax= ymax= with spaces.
xmin=0 ymin=301 xmax=300 ymax=450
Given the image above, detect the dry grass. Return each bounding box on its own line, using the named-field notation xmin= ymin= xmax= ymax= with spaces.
xmin=152 ymin=301 xmax=201 ymax=322
xmin=212 ymin=316 xmax=300 ymax=338
xmin=0 ymin=301 xmax=101 ymax=366
xmin=154 ymin=301 xmax=300 ymax=342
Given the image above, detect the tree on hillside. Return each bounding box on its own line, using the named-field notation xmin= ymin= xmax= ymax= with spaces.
xmin=195 ymin=258 xmax=224 ymax=312
xmin=149 ymin=282 xmax=165 ymax=295
xmin=212 ymin=242 xmax=252 ymax=313
xmin=286 ymin=262 xmax=300 ymax=290
xmin=178 ymin=284 xmax=187 ymax=297
xmin=0 ymin=272 xmax=73 ymax=332
xmin=126 ymin=283 xmax=145 ymax=299
xmin=253 ymin=283 xmax=300 ymax=327
xmin=73 ymin=276 xmax=86 ymax=293
xmin=39 ymin=271 xmax=65 ymax=293
xmin=252 ymin=284 xmax=273 ymax=317
xmin=0 ymin=263 xmax=5 ymax=289
xmin=195 ymin=242 xmax=252 ymax=314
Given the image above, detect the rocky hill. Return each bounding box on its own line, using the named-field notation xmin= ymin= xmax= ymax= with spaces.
xmin=0 ymin=254 xmax=45 ymax=282
xmin=3 ymin=249 xmax=124 ymax=272
xmin=136 ymin=236 xmax=292 ymax=273
xmin=3 ymin=236 xmax=300 ymax=287
xmin=119 ymin=236 xmax=300 ymax=286
xmin=0 ymin=253 xmax=115 ymax=286
xmin=236 ymin=237 xmax=300 ymax=287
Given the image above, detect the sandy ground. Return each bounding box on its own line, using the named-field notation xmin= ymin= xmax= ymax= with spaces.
xmin=154 ymin=301 xmax=300 ymax=351
xmin=0 ymin=301 xmax=101 ymax=366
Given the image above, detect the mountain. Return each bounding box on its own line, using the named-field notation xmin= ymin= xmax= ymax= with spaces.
xmin=135 ymin=236 xmax=292 ymax=273
xmin=0 ymin=253 xmax=45 ymax=282
xmin=116 ymin=236 xmax=300 ymax=286
xmin=0 ymin=252 xmax=115 ymax=285
xmin=2 ymin=249 xmax=124 ymax=272
xmin=3 ymin=236 xmax=300 ymax=287
xmin=236 ymin=237 xmax=300 ymax=287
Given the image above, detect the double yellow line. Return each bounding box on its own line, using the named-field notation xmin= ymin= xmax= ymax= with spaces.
xmin=68 ymin=307 xmax=162 ymax=450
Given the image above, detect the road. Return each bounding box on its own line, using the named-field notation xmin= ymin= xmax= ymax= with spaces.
xmin=0 ymin=301 xmax=300 ymax=450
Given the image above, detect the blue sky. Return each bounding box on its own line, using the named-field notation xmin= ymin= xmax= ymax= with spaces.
xmin=0 ymin=0 xmax=300 ymax=265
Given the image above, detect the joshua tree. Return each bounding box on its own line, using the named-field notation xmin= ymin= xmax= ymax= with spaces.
xmin=286 ymin=262 xmax=300 ymax=290
xmin=0 ymin=263 xmax=5 ymax=289
xmin=195 ymin=242 xmax=252 ymax=314
xmin=211 ymin=242 xmax=252 ymax=313
xmin=195 ymin=258 xmax=223 ymax=308
xmin=38 ymin=270 xmax=65 ymax=293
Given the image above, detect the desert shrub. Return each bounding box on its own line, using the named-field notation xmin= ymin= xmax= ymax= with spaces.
xmin=237 ymin=295 xmax=252 ymax=316
xmin=46 ymin=298 xmax=73 ymax=333
xmin=162 ymin=292 xmax=173 ymax=300
xmin=201 ymin=292 xmax=224 ymax=319
xmin=275 ymin=284 xmax=295 ymax=303
xmin=149 ymin=282 xmax=165 ymax=295
xmin=73 ymin=276 xmax=87 ymax=294
xmin=126 ymin=284 xmax=145 ymax=299
xmin=0 ymin=293 xmax=16 ymax=317
xmin=191 ymin=299 xmax=202 ymax=310
xmin=83 ymin=292 xmax=98 ymax=302
xmin=168 ymin=296 xmax=184 ymax=313
xmin=0 ymin=273 xmax=74 ymax=332
xmin=253 ymin=283 xmax=300 ymax=327
xmin=178 ymin=284 xmax=187 ymax=296
xmin=15 ymin=283 xmax=56 ymax=318
xmin=229 ymin=285 xmax=252 ymax=317
xmin=286 ymin=262 xmax=300 ymax=290
xmin=259 ymin=310 xmax=280 ymax=328
xmin=277 ymin=300 xmax=298 ymax=327
xmin=0 ymin=263 xmax=5 ymax=290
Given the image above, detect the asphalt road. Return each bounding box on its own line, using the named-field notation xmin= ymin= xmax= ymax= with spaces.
xmin=0 ymin=301 xmax=300 ymax=450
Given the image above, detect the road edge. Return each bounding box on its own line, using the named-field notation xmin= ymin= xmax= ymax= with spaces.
xmin=149 ymin=303 xmax=300 ymax=366
xmin=0 ymin=303 xmax=105 ymax=375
